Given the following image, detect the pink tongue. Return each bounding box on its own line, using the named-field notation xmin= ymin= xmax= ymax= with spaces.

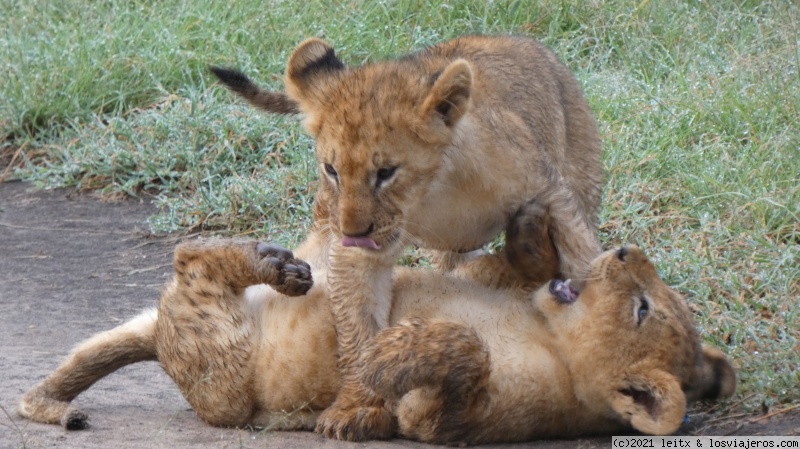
xmin=341 ymin=236 xmax=381 ymax=250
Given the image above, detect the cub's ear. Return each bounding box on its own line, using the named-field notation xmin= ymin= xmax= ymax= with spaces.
xmin=284 ymin=38 xmax=344 ymax=103
xmin=421 ymin=59 xmax=473 ymax=130
xmin=685 ymin=345 xmax=737 ymax=403
xmin=284 ymin=38 xmax=345 ymax=135
xmin=611 ymin=370 xmax=686 ymax=435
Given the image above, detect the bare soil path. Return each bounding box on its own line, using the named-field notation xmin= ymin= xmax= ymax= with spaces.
xmin=1 ymin=181 xmax=797 ymax=449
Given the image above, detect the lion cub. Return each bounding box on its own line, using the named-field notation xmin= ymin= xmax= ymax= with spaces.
xmin=211 ymin=35 xmax=603 ymax=439
xmin=18 ymin=215 xmax=735 ymax=444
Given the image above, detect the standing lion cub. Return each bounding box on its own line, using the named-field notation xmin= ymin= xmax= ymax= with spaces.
xmin=211 ymin=35 xmax=603 ymax=439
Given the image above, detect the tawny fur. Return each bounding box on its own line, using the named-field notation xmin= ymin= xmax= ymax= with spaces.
xmin=212 ymin=35 xmax=602 ymax=282
xmin=212 ymin=35 xmax=604 ymax=438
xmin=19 ymin=208 xmax=735 ymax=444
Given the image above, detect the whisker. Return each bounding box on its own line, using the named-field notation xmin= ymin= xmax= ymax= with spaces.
xmin=395 ymin=228 xmax=418 ymax=249
xmin=565 ymin=273 xmax=602 ymax=284
xmin=396 ymin=218 xmax=453 ymax=249
xmin=311 ymin=221 xmax=338 ymax=249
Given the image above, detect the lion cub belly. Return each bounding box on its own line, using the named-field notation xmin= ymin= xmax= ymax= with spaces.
xmin=390 ymin=269 xmax=577 ymax=435
xmin=248 ymin=284 xmax=340 ymax=414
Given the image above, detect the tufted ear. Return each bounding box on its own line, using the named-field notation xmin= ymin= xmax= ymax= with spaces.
xmin=421 ymin=59 xmax=473 ymax=130
xmin=610 ymin=370 xmax=686 ymax=435
xmin=684 ymin=345 xmax=737 ymax=403
xmin=282 ymin=38 xmax=345 ymax=135
xmin=284 ymin=38 xmax=344 ymax=105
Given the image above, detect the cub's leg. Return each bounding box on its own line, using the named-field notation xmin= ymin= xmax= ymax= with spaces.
xmin=359 ymin=319 xmax=490 ymax=445
xmin=315 ymin=244 xmax=396 ymax=441
xmin=448 ymin=199 xmax=561 ymax=290
xmin=536 ymin=176 xmax=601 ymax=283
xmin=170 ymin=239 xmax=313 ymax=298
xmin=156 ymin=239 xmax=311 ymax=427
xmin=18 ymin=309 xmax=158 ymax=429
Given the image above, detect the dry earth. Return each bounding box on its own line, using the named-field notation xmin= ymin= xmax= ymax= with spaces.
xmin=1 ymin=181 xmax=797 ymax=449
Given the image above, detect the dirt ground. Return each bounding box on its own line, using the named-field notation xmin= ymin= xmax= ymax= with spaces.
xmin=1 ymin=181 xmax=798 ymax=449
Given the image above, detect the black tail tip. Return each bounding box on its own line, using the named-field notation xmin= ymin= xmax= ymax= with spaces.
xmin=209 ymin=66 xmax=251 ymax=89
xmin=62 ymin=409 xmax=89 ymax=430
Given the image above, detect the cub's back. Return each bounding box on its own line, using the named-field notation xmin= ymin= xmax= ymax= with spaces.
xmin=425 ymin=35 xmax=602 ymax=222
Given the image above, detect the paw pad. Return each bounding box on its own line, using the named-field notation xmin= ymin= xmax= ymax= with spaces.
xmin=255 ymin=242 xmax=313 ymax=296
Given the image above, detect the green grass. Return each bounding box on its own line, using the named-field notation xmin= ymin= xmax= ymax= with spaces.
xmin=2 ymin=0 xmax=797 ymax=417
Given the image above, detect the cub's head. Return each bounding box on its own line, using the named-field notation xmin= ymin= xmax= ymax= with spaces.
xmin=282 ymin=39 xmax=473 ymax=251
xmin=535 ymin=245 xmax=736 ymax=435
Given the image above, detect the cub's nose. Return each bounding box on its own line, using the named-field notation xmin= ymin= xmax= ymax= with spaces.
xmin=342 ymin=223 xmax=374 ymax=238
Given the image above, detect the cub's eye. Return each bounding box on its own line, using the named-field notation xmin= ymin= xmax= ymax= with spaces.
xmin=376 ymin=166 xmax=397 ymax=187
xmin=323 ymin=163 xmax=338 ymax=178
xmin=636 ymin=296 xmax=650 ymax=325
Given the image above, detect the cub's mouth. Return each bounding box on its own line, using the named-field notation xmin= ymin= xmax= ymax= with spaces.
xmin=549 ymin=279 xmax=579 ymax=304
xmin=340 ymin=231 xmax=402 ymax=252
xmin=341 ymin=236 xmax=382 ymax=250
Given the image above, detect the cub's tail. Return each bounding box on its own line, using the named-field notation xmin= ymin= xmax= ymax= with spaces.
xmin=209 ymin=66 xmax=300 ymax=115
xmin=18 ymin=308 xmax=158 ymax=429
xmin=359 ymin=318 xmax=490 ymax=444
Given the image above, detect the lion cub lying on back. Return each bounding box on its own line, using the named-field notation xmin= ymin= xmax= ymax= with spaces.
xmin=19 ymin=208 xmax=735 ymax=444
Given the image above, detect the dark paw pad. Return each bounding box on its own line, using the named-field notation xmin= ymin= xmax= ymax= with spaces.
xmin=254 ymin=242 xmax=313 ymax=296
xmin=275 ymin=259 xmax=313 ymax=297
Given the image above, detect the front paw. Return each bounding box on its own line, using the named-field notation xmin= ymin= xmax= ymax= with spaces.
xmin=255 ymin=242 xmax=313 ymax=296
xmin=315 ymin=404 xmax=395 ymax=441
xmin=505 ymin=199 xmax=560 ymax=283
